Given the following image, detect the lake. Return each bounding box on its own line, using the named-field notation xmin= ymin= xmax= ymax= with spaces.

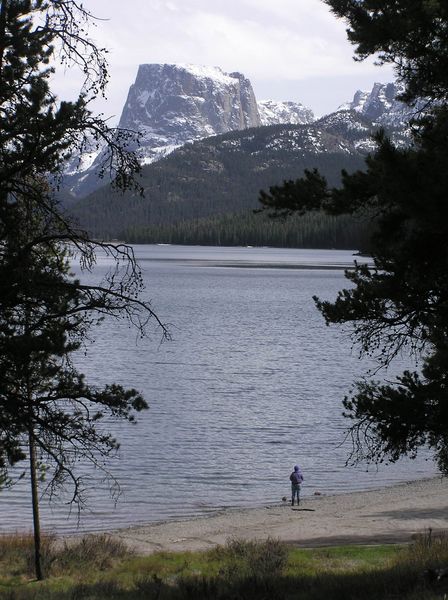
xmin=0 ymin=245 xmax=435 ymax=533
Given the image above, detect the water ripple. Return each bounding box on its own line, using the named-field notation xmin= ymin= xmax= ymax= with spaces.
xmin=0 ymin=246 xmax=436 ymax=534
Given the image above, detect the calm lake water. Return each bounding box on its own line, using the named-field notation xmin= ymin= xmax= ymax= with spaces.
xmin=0 ymin=245 xmax=436 ymax=533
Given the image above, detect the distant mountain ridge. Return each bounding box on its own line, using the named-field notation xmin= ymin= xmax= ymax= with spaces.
xmin=64 ymin=66 xmax=420 ymax=201
xmin=66 ymin=73 xmax=425 ymax=247
xmin=69 ymin=120 xmax=367 ymax=239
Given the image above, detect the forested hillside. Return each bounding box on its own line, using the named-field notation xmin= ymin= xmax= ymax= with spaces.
xmin=69 ymin=122 xmax=368 ymax=247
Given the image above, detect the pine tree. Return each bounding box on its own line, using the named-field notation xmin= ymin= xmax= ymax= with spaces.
xmin=1 ymin=193 xmax=151 ymax=579
xmin=0 ymin=1 xmax=168 ymax=579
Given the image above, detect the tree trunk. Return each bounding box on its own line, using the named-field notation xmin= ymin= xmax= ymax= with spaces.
xmin=28 ymin=427 xmax=43 ymax=580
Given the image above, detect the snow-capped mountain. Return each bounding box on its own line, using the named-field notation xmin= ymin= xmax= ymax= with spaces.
xmin=338 ymin=82 xmax=424 ymax=131
xmin=117 ymin=65 xmax=317 ymax=165
xmin=258 ymin=100 xmax=314 ymax=126
xmin=63 ymin=69 xmax=421 ymax=201
xmin=64 ymin=63 xmax=317 ymax=198
xmin=117 ymin=63 xmax=261 ymax=164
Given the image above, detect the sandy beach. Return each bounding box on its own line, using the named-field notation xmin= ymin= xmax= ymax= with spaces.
xmin=106 ymin=477 xmax=448 ymax=554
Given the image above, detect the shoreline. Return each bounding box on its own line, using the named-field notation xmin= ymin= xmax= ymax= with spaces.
xmin=102 ymin=476 xmax=448 ymax=554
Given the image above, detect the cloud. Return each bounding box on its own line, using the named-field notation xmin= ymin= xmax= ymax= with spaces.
xmin=51 ymin=0 xmax=393 ymax=120
xmin=92 ymin=0 xmax=379 ymax=78
xmin=180 ymin=10 xmax=365 ymax=80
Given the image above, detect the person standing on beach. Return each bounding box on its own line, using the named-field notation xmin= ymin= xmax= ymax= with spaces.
xmin=290 ymin=465 xmax=304 ymax=506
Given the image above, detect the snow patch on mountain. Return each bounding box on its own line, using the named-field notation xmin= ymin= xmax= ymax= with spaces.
xmin=316 ymin=110 xmax=378 ymax=153
xmin=258 ymin=100 xmax=314 ymax=126
xmin=219 ymin=124 xmax=355 ymax=160
xmin=64 ymin=138 xmax=105 ymax=177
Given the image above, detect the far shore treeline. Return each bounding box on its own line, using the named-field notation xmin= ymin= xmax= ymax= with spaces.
xmin=120 ymin=210 xmax=372 ymax=250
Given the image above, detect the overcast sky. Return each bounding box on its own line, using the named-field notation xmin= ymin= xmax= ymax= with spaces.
xmin=54 ymin=0 xmax=395 ymax=123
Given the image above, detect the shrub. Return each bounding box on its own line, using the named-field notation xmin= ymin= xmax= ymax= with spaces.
xmin=0 ymin=532 xmax=131 ymax=579
xmin=212 ymin=537 xmax=289 ymax=580
xmin=24 ymin=534 xmax=59 ymax=578
xmin=0 ymin=532 xmax=58 ymax=577
xmin=54 ymin=534 xmax=132 ymax=573
xmin=405 ymin=529 xmax=448 ymax=570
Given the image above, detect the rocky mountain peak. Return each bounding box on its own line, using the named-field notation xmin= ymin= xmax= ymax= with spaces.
xmin=339 ymin=81 xmax=421 ymax=129
xmin=118 ymin=63 xmax=261 ymax=164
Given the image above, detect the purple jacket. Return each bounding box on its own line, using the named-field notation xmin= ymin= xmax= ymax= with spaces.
xmin=290 ymin=465 xmax=304 ymax=485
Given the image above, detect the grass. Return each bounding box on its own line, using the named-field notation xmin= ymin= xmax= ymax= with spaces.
xmin=1 ymin=531 xmax=448 ymax=599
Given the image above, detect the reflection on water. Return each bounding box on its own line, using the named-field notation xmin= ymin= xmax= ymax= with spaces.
xmin=0 ymin=246 xmax=435 ymax=533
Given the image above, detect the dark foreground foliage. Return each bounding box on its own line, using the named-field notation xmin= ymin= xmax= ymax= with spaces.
xmin=0 ymin=1 xmax=168 ymax=580
xmin=2 ymin=532 xmax=448 ymax=599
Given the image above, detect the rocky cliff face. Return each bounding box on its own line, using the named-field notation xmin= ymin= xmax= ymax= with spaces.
xmin=339 ymin=82 xmax=424 ymax=130
xmin=118 ymin=63 xmax=261 ymax=164
xmin=334 ymin=81 xmax=427 ymax=148
xmin=258 ymin=100 xmax=314 ymax=126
